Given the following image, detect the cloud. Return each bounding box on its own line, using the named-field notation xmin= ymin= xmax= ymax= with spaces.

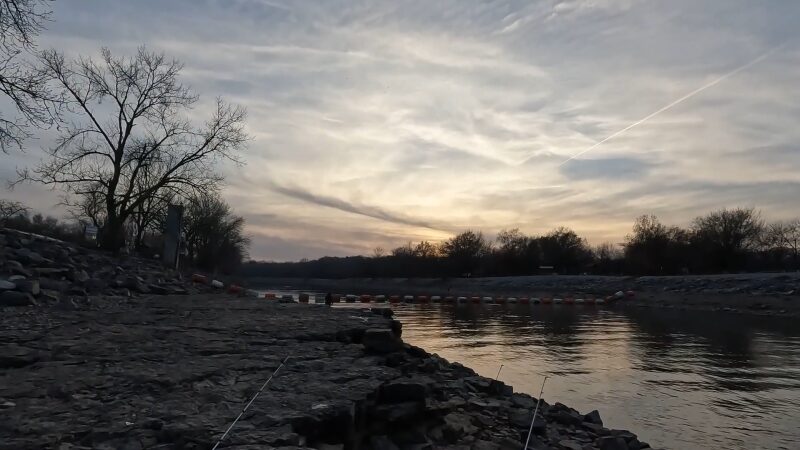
xmin=560 ymin=157 xmax=654 ymax=180
xmin=2 ymin=0 xmax=799 ymax=260
xmin=265 ymin=181 xmax=449 ymax=231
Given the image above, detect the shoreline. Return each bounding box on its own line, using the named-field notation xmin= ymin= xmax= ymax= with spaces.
xmin=247 ymin=274 xmax=800 ymax=318
xmin=0 ymin=294 xmax=656 ymax=449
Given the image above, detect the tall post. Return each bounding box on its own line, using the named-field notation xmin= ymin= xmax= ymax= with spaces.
xmin=162 ymin=204 xmax=184 ymax=269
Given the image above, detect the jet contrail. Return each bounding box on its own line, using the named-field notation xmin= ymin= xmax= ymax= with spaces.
xmin=556 ymin=44 xmax=784 ymax=167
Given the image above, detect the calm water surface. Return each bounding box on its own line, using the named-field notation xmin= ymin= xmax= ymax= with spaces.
xmin=262 ymin=291 xmax=800 ymax=449
xmin=389 ymin=304 xmax=800 ymax=450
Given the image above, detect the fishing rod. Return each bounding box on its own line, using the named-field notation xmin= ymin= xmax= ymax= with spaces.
xmin=494 ymin=364 xmax=504 ymax=381
xmin=211 ymin=355 xmax=291 ymax=450
xmin=523 ymin=375 xmax=549 ymax=450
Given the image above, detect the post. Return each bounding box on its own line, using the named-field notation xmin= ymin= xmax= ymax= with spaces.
xmin=162 ymin=204 xmax=184 ymax=269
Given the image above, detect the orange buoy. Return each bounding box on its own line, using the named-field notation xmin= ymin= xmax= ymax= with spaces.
xmin=470 ymin=296 xmax=481 ymax=303
xmin=541 ymin=297 xmax=552 ymax=305
xmin=332 ymin=294 xmax=342 ymax=302
xmin=264 ymin=292 xmax=276 ymax=299
xmin=191 ymin=273 xmax=207 ymax=283
xmin=389 ymin=295 xmax=401 ymax=303
xmin=416 ymin=295 xmax=429 ymax=303
xmin=299 ymin=293 xmax=310 ymax=303
xmin=519 ymin=297 xmax=530 ymax=304
xmin=443 ymin=296 xmax=455 ymax=303
xmin=626 ymin=290 xmax=636 ymax=298
xmin=360 ymin=294 xmax=372 ymax=303
xmin=564 ymin=297 xmax=575 ymax=305
xmin=227 ymin=284 xmax=243 ymax=294
xmin=495 ymin=297 xmax=507 ymax=304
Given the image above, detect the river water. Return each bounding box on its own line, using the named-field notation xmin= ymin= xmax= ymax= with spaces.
xmin=258 ymin=291 xmax=800 ymax=449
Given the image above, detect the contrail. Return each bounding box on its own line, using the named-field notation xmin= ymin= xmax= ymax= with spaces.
xmin=556 ymin=44 xmax=784 ymax=167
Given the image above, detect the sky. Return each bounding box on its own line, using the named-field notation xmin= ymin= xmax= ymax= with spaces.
xmin=2 ymin=0 xmax=799 ymax=261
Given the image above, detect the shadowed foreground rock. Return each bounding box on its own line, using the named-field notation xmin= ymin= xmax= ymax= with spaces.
xmin=0 ymin=295 xmax=655 ymax=449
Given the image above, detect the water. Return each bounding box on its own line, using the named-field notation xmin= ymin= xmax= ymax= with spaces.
xmin=258 ymin=291 xmax=800 ymax=449
xmin=389 ymin=304 xmax=800 ymax=450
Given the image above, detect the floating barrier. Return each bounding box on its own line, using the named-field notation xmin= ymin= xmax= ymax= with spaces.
xmin=281 ymin=294 xmax=294 ymax=301
xmin=264 ymin=293 xmax=276 ymax=299
xmin=191 ymin=273 xmax=208 ymax=284
xmin=227 ymin=284 xmax=243 ymax=295
xmin=300 ymin=291 xmax=619 ymax=307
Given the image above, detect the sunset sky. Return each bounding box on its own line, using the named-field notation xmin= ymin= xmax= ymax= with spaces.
xmin=2 ymin=0 xmax=799 ymax=261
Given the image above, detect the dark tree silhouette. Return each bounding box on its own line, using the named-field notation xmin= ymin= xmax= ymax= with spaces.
xmin=0 ymin=0 xmax=57 ymax=151
xmin=441 ymin=230 xmax=490 ymax=275
xmin=183 ymin=192 xmax=250 ymax=273
xmin=536 ymin=227 xmax=593 ymax=274
xmin=691 ymin=208 xmax=764 ymax=271
xmin=18 ymin=47 xmax=248 ymax=251
xmin=624 ymin=215 xmax=690 ymax=274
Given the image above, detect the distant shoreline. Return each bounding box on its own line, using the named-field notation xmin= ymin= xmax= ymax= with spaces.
xmin=246 ymin=273 xmax=800 ymax=318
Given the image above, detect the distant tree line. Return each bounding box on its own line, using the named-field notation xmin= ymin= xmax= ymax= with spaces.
xmin=0 ymin=2 xmax=251 ymax=274
xmin=242 ymin=208 xmax=800 ymax=278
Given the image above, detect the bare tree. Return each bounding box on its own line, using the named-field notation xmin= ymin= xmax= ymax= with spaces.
xmin=0 ymin=198 xmax=27 ymax=222
xmin=691 ymin=207 xmax=764 ymax=271
xmin=183 ymin=192 xmax=250 ymax=273
xmin=765 ymin=219 xmax=800 ymax=269
xmin=0 ymin=0 xmax=57 ymax=151
xmin=371 ymin=246 xmax=385 ymax=258
xmin=18 ymin=47 xmax=248 ymax=251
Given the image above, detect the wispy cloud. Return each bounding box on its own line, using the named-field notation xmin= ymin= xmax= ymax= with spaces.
xmin=2 ymin=0 xmax=799 ymax=261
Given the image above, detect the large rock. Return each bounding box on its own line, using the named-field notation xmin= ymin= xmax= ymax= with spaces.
xmin=369 ymin=435 xmax=400 ymax=450
xmin=442 ymin=412 xmax=478 ymax=443
xmin=363 ymin=328 xmax=403 ymax=354
xmin=0 ymin=279 xmax=16 ymax=291
xmin=380 ymin=379 xmax=428 ymax=403
xmin=584 ymin=409 xmax=603 ymax=426
xmin=0 ymin=290 xmax=35 ymax=306
xmin=14 ymin=279 xmax=40 ymax=296
xmin=597 ymin=436 xmax=629 ymax=450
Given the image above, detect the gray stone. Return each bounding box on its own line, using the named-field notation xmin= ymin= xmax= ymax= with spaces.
xmin=363 ymin=328 xmax=403 ymax=354
xmin=558 ymin=440 xmax=583 ymax=450
xmin=597 ymin=436 xmax=628 ymax=450
xmin=0 ymin=279 xmax=15 ymax=290
xmin=380 ymin=379 xmax=427 ymax=403
xmin=584 ymin=409 xmax=603 ymax=426
xmin=0 ymin=290 xmax=35 ymax=306
xmin=511 ymin=394 xmax=537 ymax=409
xmin=14 ymin=279 xmax=40 ymax=296
xmin=369 ymin=435 xmax=400 ymax=450
xmin=442 ymin=412 xmax=478 ymax=443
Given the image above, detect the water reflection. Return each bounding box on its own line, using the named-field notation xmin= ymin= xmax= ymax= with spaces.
xmin=383 ymin=303 xmax=800 ymax=450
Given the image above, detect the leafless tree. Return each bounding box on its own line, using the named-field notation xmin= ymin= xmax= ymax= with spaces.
xmin=183 ymin=192 xmax=249 ymax=273
xmin=765 ymin=219 xmax=800 ymax=268
xmin=0 ymin=0 xmax=57 ymax=152
xmin=18 ymin=47 xmax=248 ymax=251
xmin=0 ymin=197 xmax=27 ymax=222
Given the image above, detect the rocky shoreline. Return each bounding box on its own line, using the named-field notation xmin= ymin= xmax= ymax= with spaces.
xmin=1 ymin=292 xmax=655 ymax=450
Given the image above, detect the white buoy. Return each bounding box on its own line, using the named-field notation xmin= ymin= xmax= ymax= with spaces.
xmin=575 ymin=298 xmax=585 ymax=304
xmin=531 ymin=297 xmax=541 ymax=304
xmin=375 ymin=295 xmax=386 ymax=303
xmin=457 ymin=296 xmax=467 ymax=303
xmin=403 ymin=295 xmax=414 ymax=303
xmin=431 ymin=295 xmax=441 ymax=302
xmin=211 ymin=280 xmax=224 ymax=289
xmin=482 ymin=296 xmax=493 ymax=303
xmin=507 ymin=297 xmax=518 ymax=303
xmin=553 ymin=298 xmax=563 ymax=304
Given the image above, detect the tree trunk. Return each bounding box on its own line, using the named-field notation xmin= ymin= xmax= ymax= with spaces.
xmin=101 ymin=215 xmax=125 ymax=253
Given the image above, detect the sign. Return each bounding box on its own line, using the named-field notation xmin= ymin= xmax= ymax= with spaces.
xmin=85 ymin=225 xmax=98 ymax=240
